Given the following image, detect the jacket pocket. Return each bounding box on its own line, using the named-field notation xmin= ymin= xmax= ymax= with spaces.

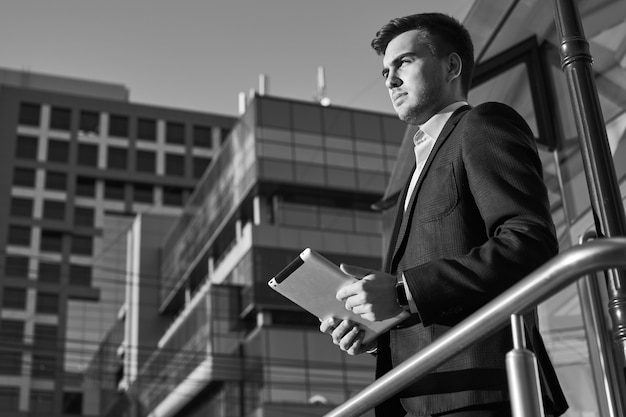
xmin=415 ymin=163 xmax=458 ymax=222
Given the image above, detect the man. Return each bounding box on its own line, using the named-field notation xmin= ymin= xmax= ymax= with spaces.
xmin=320 ymin=13 xmax=568 ymax=417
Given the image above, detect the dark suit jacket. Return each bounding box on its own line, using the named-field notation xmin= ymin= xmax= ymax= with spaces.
xmin=376 ymin=102 xmax=568 ymax=416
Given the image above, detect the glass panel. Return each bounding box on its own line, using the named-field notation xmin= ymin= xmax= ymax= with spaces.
xmin=259 ymin=98 xmax=291 ymax=129
xmin=15 ymin=135 xmax=38 ymax=160
xmin=47 ymin=139 xmax=70 ymax=163
xmin=13 ymin=167 xmax=36 ymax=188
xmin=108 ymin=114 xmax=129 ymax=137
xmin=79 ymin=110 xmax=99 ymax=134
xmin=323 ymin=107 xmax=353 ymax=138
xmin=193 ymin=125 xmax=212 ymax=148
xmin=5 ymin=255 xmax=29 ymax=278
xmin=19 ymin=102 xmax=40 ymax=126
xmin=166 ymin=121 xmax=185 ymax=144
xmin=137 ymin=118 xmax=157 ymax=141
xmin=107 ymin=146 xmax=128 ymax=169
xmin=353 ymin=112 xmax=381 ymax=140
xmin=77 ymin=143 xmax=98 ymax=166
xmin=165 ymin=154 xmax=185 ymax=176
xmin=136 ymin=150 xmax=156 ymax=173
xmin=293 ymin=102 xmax=322 ymax=133
xmin=50 ymin=107 xmax=71 ymax=130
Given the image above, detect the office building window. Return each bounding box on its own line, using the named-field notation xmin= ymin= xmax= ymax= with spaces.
xmin=30 ymin=390 xmax=54 ymax=414
xmin=31 ymin=354 xmax=56 ymax=378
xmin=0 ymin=388 xmax=19 ymax=412
xmin=0 ymin=351 xmax=22 ymax=375
xmin=193 ymin=125 xmax=212 ymax=148
xmin=39 ymin=262 xmax=61 ymax=283
xmin=293 ymin=103 xmax=323 ymax=133
xmin=71 ymin=235 xmax=92 ymax=256
xmin=13 ymin=167 xmax=36 ymax=188
xmin=77 ymin=143 xmax=98 ymax=166
xmin=353 ymin=112 xmax=382 ymax=141
xmin=63 ymin=392 xmax=83 ymax=415
xmin=69 ymin=264 xmax=91 ymax=287
xmin=165 ymin=153 xmax=185 ymax=176
xmin=163 ymin=187 xmax=184 ymax=206
xmin=74 ymin=207 xmax=94 ymax=227
xmin=107 ymin=146 xmax=128 ymax=169
xmin=40 ymin=230 xmax=63 ymax=253
xmin=136 ymin=150 xmax=156 ymax=173
xmin=76 ymin=177 xmax=96 ymax=197
xmin=47 ymin=139 xmax=70 ymax=163
xmin=137 ymin=118 xmax=157 ymax=141
xmin=104 ymin=180 xmax=125 ymax=200
xmin=15 ymin=135 xmax=38 ymax=160
xmin=259 ymin=98 xmax=291 ymax=129
xmin=49 ymin=106 xmax=71 ymax=130
xmin=193 ymin=157 xmax=212 ymax=179
xmin=4 ymin=255 xmax=29 ymax=278
xmin=3 ymin=289 xmax=26 ymax=314
xmin=79 ymin=110 xmax=100 ymax=134
xmin=45 ymin=171 xmax=67 ymax=191
xmin=2 ymin=287 xmax=26 ymax=310
xmin=109 ymin=114 xmax=129 ymax=137
xmin=166 ymin=121 xmax=185 ymax=144
xmin=10 ymin=197 xmax=33 ymax=218
xmin=323 ymin=107 xmax=353 ymax=137
xmin=133 ymin=183 xmax=153 ymax=204
xmin=7 ymin=225 xmax=31 ymax=247
xmin=34 ymin=324 xmax=57 ymax=347
xmin=43 ymin=200 xmax=65 ymax=221
xmin=19 ymin=102 xmax=41 ymax=127
xmin=35 ymin=292 xmax=59 ymax=315
xmin=0 ymin=319 xmax=25 ymax=344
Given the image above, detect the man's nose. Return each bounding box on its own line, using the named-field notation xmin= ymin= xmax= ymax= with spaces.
xmin=385 ymin=72 xmax=402 ymax=89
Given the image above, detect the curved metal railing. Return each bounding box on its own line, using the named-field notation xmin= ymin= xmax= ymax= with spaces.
xmin=324 ymin=237 xmax=626 ymax=417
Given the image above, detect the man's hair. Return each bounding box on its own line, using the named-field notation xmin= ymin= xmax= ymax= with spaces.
xmin=371 ymin=13 xmax=475 ymax=95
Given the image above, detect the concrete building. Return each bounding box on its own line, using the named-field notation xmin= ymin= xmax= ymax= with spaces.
xmin=0 ymin=67 xmax=236 ymax=416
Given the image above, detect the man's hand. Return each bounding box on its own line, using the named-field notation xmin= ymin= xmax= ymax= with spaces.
xmin=337 ymin=264 xmax=403 ymax=322
xmin=319 ymin=317 xmax=376 ymax=355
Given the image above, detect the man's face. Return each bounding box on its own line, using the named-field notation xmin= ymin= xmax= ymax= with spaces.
xmin=382 ymin=30 xmax=449 ymax=125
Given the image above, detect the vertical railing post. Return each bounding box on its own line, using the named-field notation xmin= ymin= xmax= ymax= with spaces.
xmin=577 ymin=230 xmax=626 ymax=417
xmin=506 ymin=314 xmax=545 ymax=417
xmin=552 ymin=0 xmax=626 ymax=359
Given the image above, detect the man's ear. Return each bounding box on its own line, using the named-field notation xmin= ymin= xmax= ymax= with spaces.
xmin=447 ymin=52 xmax=462 ymax=82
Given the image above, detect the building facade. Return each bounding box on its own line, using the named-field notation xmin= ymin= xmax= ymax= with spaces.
xmin=0 ymin=70 xmax=236 ymax=416
xmin=85 ymin=94 xmax=406 ymax=417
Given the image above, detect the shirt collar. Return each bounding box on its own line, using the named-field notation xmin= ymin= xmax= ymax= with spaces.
xmin=417 ymin=101 xmax=468 ymax=142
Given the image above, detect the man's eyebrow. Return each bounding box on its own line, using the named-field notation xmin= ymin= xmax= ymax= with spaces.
xmin=382 ymin=52 xmax=416 ymax=77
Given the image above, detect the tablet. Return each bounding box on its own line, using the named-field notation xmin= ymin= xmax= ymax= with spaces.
xmin=268 ymin=248 xmax=410 ymax=344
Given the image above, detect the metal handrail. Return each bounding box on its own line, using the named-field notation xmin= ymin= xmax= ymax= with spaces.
xmin=324 ymin=237 xmax=626 ymax=417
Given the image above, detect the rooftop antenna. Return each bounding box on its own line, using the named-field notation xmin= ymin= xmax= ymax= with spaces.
xmin=259 ymin=73 xmax=268 ymax=96
xmin=315 ymin=66 xmax=331 ymax=106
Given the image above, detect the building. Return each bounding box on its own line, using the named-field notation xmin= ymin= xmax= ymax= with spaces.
xmin=0 ymin=68 xmax=237 ymax=416
xmin=84 ymin=92 xmax=407 ymax=417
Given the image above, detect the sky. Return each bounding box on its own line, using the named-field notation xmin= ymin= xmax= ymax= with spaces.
xmin=0 ymin=0 xmax=472 ymax=117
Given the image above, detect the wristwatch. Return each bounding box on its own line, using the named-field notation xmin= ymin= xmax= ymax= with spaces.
xmin=395 ymin=281 xmax=410 ymax=310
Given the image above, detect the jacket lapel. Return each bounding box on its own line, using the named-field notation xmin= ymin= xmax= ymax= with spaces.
xmin=386 ymin=105 xmax=471 ymax=272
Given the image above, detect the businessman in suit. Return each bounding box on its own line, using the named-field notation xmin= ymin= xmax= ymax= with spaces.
xmin=320 ymin=13 xmax=568 ymax=417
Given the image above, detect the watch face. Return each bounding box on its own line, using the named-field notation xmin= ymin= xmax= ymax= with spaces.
xmin=396 ymin=282 xmax=409 ymax=306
